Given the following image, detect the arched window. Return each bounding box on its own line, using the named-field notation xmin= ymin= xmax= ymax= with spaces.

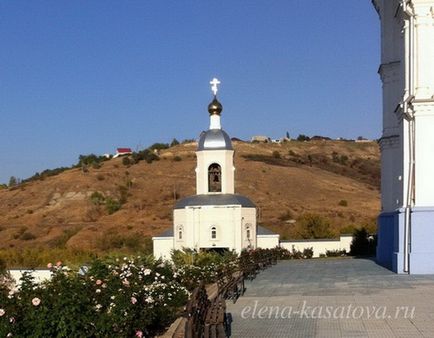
xmin=245 ymin=223 xmax=252 ymax=240
xmin=208 ymin=163 xmax=222 ymax=192
xmin=211 ymin=226 xmax=217 ymax=240
xmin=177 ymin=225 xmax=183 ymax=240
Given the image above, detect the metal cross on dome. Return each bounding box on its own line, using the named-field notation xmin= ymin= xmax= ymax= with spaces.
xmin=210 ymin=78 xmax=221 ymax=96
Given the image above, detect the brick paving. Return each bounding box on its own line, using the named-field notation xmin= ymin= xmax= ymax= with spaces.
xmin=226 ymin=258 xmax=434 ymax=337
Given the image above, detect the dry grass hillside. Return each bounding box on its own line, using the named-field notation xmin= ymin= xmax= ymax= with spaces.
xmin=0 ymin=140 xmax=380 ymax=256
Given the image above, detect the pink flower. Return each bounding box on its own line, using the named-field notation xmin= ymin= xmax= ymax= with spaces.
xmin=135 ymin=331 xmax=143 ymax=338
xmin=32 ymin=297 xmax=41 ymax=306
xmin=47 ymin=263 xmax=53 ymax=269
xmin=96 ymin=279 xmax=102 ymax=285
xmin=56 ymin=261 xmax=62 ymax=267
xmin=131 ymin=297 xmax=137 ymax=304
xmin=0 ymin=309 xmax=5 ymax=317
xmin=122 ymin=279 xmax=130 ymax=287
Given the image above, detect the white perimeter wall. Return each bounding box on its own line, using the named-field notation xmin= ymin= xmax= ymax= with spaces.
xmin=153 ymin=237 xmax=174 ymax=260
xmin=8 ymin=269 xmax=52 ymax=287
xmin=257 ymin=235 xmax=280 ymax=249
xmin=280 ymin=235 xmax=353 ymax=258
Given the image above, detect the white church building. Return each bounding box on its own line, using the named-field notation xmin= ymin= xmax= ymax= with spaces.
xmin=373 ymin=0 xmax=434 ymax=274
xmin=153 ymin=79 xmax=280 ymax=258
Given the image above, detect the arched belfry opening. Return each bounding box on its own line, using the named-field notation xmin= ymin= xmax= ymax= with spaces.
xmin=208 ymin=163 xmax=222 ymax=192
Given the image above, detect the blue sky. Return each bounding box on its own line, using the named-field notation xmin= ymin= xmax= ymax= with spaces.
xmin=0 ymin=1 xmax=381 ymax=184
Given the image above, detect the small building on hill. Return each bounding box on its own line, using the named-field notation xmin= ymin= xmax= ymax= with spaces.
xmin=251 ymin=135 xmax=270 ymax=143
xmin=153 ymin=80 xmax=280 ymax=258
xmin=113 ymin=148 xmax=132 ymax=158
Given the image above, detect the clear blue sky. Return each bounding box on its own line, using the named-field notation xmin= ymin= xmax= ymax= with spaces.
xmin=0 ymin=1 xmax=381 ymax=184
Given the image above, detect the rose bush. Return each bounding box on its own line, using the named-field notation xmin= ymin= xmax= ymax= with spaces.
xmin=0 ymin=256 xmax=188 ymax=337
xmin=0 ymin=247 xmax=300 ymax=337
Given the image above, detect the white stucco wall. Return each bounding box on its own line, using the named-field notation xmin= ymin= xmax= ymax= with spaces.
xmin=257 ymin=235 xmax=280 ymax=249
xmin=280 ymin=235 xmax=353 ymax=258
xmin=152 ymin=237 xmax=174 ymax=260
xmin=173 ymin=205 xmax=256 ymax=253
xmin=376 ymin=0 xmax=434 ymax=212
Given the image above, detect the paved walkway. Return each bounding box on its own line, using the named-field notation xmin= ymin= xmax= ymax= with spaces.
xmin=226 ymin=258 xmax=434 ymax=337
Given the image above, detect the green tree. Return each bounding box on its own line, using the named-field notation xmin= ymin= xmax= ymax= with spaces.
xmin=350 ymin=228 xmax=375 ymax=256
xmin=8 ymin=176 xmax=17 ymax=187
xmin=297 ymin=134 xmax=310 ymax=141
xmin=297 ymin=214 xmax=334 ymax=239
xmin=170 ymin=138 xmax=180 ymax=147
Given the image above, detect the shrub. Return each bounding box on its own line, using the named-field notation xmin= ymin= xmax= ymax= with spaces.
xmin=0 ymin=257 xmax=188 ymax=337
xmin=296 ymin=214 xmax=334 ymax=239
xmin=272 ymin=151 xmax=281 ymax=159
xmin=92 ymin=162 xmax=101 ymax=169
xmin=149 ymin=143 xmax=169 ymax=151
xmin=20 ymin=232 xmax=36 ymax=241
xmin=122 ymin=156 xmax=131 ymax=166
xmin=302 ymin=247 xmax=314 ymax=259
xmin=77 ymin=154 xmax=108 ymax=167
xmin=332 ymin=151 xmax=339 ymax=163
xmin=278 ymin=210 xmax=293 ymax=221
xmin=350 ymin=228 xmax=376 ymax=256
xmin=271 ymin=247 xmax=314 ymax=260
xmin=105 ymin=198 xmax=121 ymax=215
xmin=338 ymin=199 xmax=348 ymax=207
xmin=0 ymin=257 xmax=6 ymax=275
xmin=340 ymin=155 xmax=349 ymax=165
xmin=326 ymin=249 xmax=347 ymax=257
xmin=90 ymin=191 xmax=105 ymax=206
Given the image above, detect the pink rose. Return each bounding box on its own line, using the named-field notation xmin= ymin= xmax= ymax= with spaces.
xmin=131 ymin=297 xmax=137 ymax=305
xmin=0 ymin=309 xmax=5 ymax=317
xmin=56 ymin=261 xmax=62 ymax=267
xmin=47 ymin=263 xmax=53 ymax=269
xmin=95 ymin=279 xmax=102 ymax=285
xmin=135 ymin=331 xmax=143 ymax=338
xmin=32 ymin=297 xmax=41 ymax=306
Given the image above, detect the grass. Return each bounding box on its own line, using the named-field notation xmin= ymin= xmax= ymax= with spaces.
xmin=48 ymin=225 xmax=84 ymax=248
xmin=0 ymin=241 xmax=153 ymax=269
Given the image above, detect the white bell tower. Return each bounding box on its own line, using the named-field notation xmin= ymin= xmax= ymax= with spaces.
xmin=196 ymin=78 xmax=235 ymax=195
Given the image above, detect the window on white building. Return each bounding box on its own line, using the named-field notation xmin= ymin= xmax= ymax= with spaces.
xmin=177 ymin=225 xmax=183 ymax=240
xmin=211 ymin=226 xmax=217 ymax=240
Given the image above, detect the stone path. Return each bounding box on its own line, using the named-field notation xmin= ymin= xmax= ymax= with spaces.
xmin=226 ymin=258 xmax=434 ymax=337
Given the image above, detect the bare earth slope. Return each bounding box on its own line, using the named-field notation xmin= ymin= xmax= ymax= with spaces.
xmin=0 ymin=140 xmax=380 ymax=251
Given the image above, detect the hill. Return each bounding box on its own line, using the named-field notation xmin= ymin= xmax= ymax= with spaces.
xmin=0 ymin=140 xmax=380 ymax=257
